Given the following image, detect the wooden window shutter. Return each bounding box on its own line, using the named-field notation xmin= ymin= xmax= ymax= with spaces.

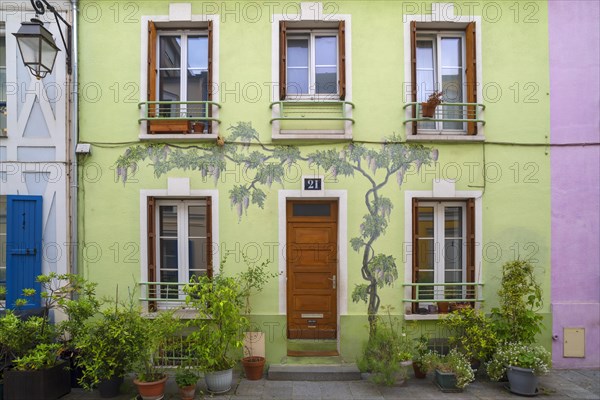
xmin=147 ymin=20 xmax=157 ymax=118
xmin=465 ymin=22 xmax=477 ymax=135
xmin=207 ymin=21 xmax=213 ymax=102
xmin=411 ymin=198 xmax=419 ymax=313
xmin=410 ymin=21 xmax=418 ymax=134
xmin=466 ymin=198 xmax=476 ymax=300
xmin=279 ymin=21 xmax=287 ymax=100
xmin=147 ymin=196 xmax=157 ymax=311
xmin=206 ymin=197 xmax=213 ymax=278
xmin=338 ymin=21 xmax=346 ymax=100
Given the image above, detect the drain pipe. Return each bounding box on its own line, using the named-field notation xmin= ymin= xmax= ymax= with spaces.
xmin=69 ymin=0 xmax=79 ymax=276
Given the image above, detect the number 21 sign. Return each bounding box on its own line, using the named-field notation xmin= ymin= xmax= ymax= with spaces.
xmin=302 ymin=176 xmax=325 ymax=197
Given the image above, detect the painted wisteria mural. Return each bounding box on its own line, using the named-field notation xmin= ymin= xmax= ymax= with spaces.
xmin=115 ymin=122 xmax=438 ymax=335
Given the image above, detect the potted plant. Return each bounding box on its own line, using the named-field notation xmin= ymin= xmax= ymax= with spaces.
xmin=487 ymin=342 xmax=551 ymax=396
xmin=3 ymin=343 xmax=71 ymax=400
xmin=491 ymin=260 xmax=544 ymax=345
xmin=184 ymin=268 xmax=248 ymax=393
xmin=358 ymin=306 xmax=412 ymax=386
xmin=237 ymin=255 xmax=279 ymax=380
xmin=130 ymin=309 xmax=179 ymax=400
xmin=175 ymin=365 xmax=199 ymax=400
xmin=442 ymin=307 xmax=498 ymax=369
xmin=422 ymin=348 xmax=474 ymax=392
xmin=421 ymin=90 xmax=443 ymax=118
xmin=75 ymin=301 xmax=146 ymax=398
xmin=412 ymin=335 xmax=429 ymax=379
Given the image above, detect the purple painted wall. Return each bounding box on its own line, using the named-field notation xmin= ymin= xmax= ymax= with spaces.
xmin=550 ymin=1 xmax=600 ymax=368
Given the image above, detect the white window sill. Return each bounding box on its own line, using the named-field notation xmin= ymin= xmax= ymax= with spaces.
xmin=139 ymin=133 xmax=218 ymax=141
xmin=142 ymin=308 xmax=200 ymax=319
xmin=406 ymin=134 xmax=485 ymax=143
xmin=404 ymin=313 xmax=449 ymax=321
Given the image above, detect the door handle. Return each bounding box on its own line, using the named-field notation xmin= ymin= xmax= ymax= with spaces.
xmin=328 ymin=275 xmax=337 ymax=289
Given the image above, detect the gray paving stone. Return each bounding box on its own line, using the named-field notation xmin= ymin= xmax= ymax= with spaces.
xmin=293 ymin=381 xmax=323 ymax=399
xmin=319 ymin=381 xmax=354 ymax=399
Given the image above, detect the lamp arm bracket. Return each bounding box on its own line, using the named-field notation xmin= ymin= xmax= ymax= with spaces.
xmin=30 ymin=0 xmax=72 ymax=74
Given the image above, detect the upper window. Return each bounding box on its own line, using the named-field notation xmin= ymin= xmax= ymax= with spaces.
xmin=280 ymin=21 xmax=346 ymax=100
xmin=411 ymin=199 xmax=476 ymax=313
xmin=410 ymin=22 xmax=478 ymax=135
xmin=1 ymin=26 xmax=6 ymax=137
xmin=146 ymin=21 xmax=213 ymax=134
xmin=147 ymin=197 xmax=212 ymax=306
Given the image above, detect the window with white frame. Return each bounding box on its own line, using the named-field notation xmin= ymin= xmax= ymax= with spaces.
xmin=146 ymin=21 xmax=213 ymax=134
xmin=149 ymin=198 xmax=212 ymax=302
xmin=416 ymin=32 xmax=465 ymax=131
xmin=279 ymin=21 xmax=346 ymax=100
xmin=411 ymin=198 xmax=476 ymax=312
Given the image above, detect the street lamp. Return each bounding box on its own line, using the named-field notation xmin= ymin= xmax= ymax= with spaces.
xmin=13 ymin=0 xmax=72 ymax=79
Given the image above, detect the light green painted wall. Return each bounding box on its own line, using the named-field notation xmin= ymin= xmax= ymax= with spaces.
xmin=77 ymin=1 xmax=551 ymax=360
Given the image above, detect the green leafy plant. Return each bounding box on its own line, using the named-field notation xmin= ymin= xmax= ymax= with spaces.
xmin=12 ymin=343 xmax=62 ymax=371
xmin=175 ymin=365 xmax=199 ymax=388
xmin=442 ymin=307 xmax=498 ymax=362
xmin=491 ymin=260 xmax=544 ymax=344
xmin=237 ymin=254 xmax=279 ymax=315
xmin=486 ymin=342 xmax=551 ymax=381
xmin=184 ymin=267 xmax=248 ymax=372
xmin=358 ymin=306 xmax=413 ymax=385
xmin=422 ymin=348 xmax=475 ymax=389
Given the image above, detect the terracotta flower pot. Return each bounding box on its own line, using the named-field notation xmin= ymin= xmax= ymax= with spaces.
xmin=133 ymin=375 xmax=168 ymax=400
xmin=413 ymin=362 xmax=427 ymax=379
xmin=178 ymin=384 xmax=197 ymax=400
xmin=242 ymin=356 xmax=266 ymax=380
xmin=421 ymin=102 xmax=437 ymax=118
xmin=437 ymin=302 xmax=449 ymax=314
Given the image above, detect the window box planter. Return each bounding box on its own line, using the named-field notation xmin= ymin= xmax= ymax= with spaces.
xmin=148 ymin=119 xmax=189 ymax=134
xmin=434 ymin=369 xmax=462 ymax=393
xmin=3 ymin=361 xmax=71 ymax=400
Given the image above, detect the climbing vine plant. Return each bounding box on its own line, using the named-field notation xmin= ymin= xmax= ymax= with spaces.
xmin=115 ymin=122 xmax=438 ymax=336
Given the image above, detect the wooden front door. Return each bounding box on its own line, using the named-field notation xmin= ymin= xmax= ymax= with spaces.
xmin=287 ymin=200 xmax=338 ymax=339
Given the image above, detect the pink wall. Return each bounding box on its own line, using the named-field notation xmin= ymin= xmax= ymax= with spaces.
xmin=550 ymin=1 xmax=600 ymax=368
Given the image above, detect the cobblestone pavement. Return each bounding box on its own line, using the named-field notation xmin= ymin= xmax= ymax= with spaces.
xmin=62 ymin=369 xmax=599 ymax=400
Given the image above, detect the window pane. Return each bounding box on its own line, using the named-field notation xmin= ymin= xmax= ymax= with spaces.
xmin=316 ymin=66 xmax=337 ymax=94
xmin=188 ymin=205 xmax=207 ymax=237
xmin=417 ymin=207 xmax=434 ymax=237
xmin=159 ymin=206 xmax=177 ymax=236
xmin=287 ymin=68 xmax=309 ymax=95
xmin=444 ymin=207 xmax=462 ymax=237
xmin=159 ymin=70 xmax=181 ymax=105
xmin=315 ymin=36 xmax=337 ymax=66
xmin=417 ymin=270 xmax=434 ymax=300
xmin=417 ymin=40 xmax=434 ymax=69
xmin=187 ymin=36 xmax=208 ymax=69
xmin=159 ymin=239 xmax=178 ymax=269
xmin=417 ymin=238 xmax=434 ymax=269
xmin=189 ymin=238 xmax=207 ymax=271
xmin=292 ymin=203 xmax=330 ymax=216
xmin=186 ymin=70 xmax=208 ymax=106
xmin=444 ymin=238 xmax=463 ymax=270
xmin=159 ymin=36 xmax=181 ymax=68
xmin=288 ymin=39 xmax=308 ymax=67
xmin=441 ymin=37 xmax=461 ymax=68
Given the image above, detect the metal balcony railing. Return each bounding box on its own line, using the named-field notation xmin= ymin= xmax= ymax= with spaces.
xmin=403 ymin=102 xmax=485 ymax=128
xmin=138 ymin=101 xmax=221 ymax=123
xmin=138 ymin=281 xmax=194 ymax=305
xmin=402 ymin=282 xmax=484 ymax=304
xmin=269 ymin=100 xmax=355 ymax=124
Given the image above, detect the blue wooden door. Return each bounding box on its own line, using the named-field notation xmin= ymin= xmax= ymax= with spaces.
xmin=6 ymin=195 xmax=42 ymax=309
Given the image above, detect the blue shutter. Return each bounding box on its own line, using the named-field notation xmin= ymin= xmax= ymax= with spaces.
xmin=6 ymin=195 xmax=43 ymax=309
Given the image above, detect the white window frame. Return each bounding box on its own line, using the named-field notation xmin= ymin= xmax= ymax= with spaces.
xmin=403 ymin=10 xmax=484 ymax=141
xmin=404 ymin=188 xmax=483 ymax=320
xmin=0 ymin=25 xmax=6 ymax=136
xmin=139 ymin=15 xmax=220 ymax=141
xmin=416 ymin=31 xmax=466 ymax=133
xmin=416 ymin=201 xmax=467 ymax=301
xmin=156 ymin=30 xmax=209 ymax=110
xmin=286 ymin=30 xmax=339 ymax=99
xmin=155 ymin=199 xmax=209 ymax=295
xmin=139 ymin=189 xmax=219 ymax=313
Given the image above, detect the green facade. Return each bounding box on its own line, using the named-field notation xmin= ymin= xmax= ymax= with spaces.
xmin=78 ymin=1 xmax=551 ymax=361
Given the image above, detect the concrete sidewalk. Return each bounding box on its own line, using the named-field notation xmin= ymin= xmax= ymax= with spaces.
xmin=63 ymin=369 xmax=599 ymax=400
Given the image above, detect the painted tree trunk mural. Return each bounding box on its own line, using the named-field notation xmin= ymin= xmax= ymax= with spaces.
xmin=116 ymin=122 xmax=438 ymax=337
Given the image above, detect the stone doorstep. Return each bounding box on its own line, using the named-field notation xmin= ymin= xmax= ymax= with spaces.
xmin=268 ymin=364 xmax=362 ymax=381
